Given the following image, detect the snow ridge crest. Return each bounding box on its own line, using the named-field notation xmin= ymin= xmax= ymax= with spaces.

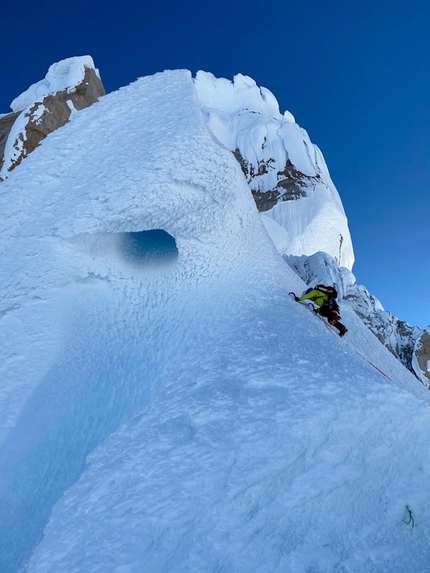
xmin=194 ymin=70 xmax=354 ymax=270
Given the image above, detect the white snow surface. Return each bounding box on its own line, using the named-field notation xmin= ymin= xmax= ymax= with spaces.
xmin=285 ymin=251 xmax=424 ymax=378
xmin=195 ymin=71 xmax=354 ymax=270
xmin=1 ymin=68 xmax=430 ymax=573
xmin=10 ymin=56 xmax=98 ymax=112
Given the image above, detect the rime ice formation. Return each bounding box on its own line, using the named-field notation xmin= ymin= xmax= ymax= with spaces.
xmin=195 ymin=71 xmax=354 ymax=270
xmin=1 ymin=62 xmax=353 ymax=273
xmin=1 ymin=59 xmax=430 ymax=573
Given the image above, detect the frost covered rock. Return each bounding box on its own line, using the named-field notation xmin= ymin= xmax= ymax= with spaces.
xmin=0 ymin=112 xmax=20 ymax=174
xmin=284 ymin=251 xmax=356 ymax=299
xmin=413 ymin=330 xmax=430 ymax=388
xmin=285 ymin=251 xmax=423 ymax=377
xmin=195 ymin=71 xmax=354 ymax=270
xmin=0 ymin=56 xmax=105 ymax=179
xmin=345 ymin=284 xmax=423 ymax=376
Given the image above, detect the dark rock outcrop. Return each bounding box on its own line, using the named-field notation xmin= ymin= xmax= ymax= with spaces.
xmin=0 ymin=112 xmax=20 ymax=172
xmin=413 ymin=331 xmax=430 ymax=388
xmin=344 ymin=286 xmax=422 ymax=374
xmin=233 ymin=150 xmax=320 ymax=212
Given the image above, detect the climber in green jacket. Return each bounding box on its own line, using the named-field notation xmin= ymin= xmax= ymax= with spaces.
xmin=295 ymin=284 xmax=348 ymax=338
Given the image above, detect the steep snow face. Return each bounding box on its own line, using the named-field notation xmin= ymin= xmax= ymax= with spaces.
xmin=286 ymin=251 xmax=424 ymax=378
xmin=0 ymin=68 xmax=280 ymax=573
xmin=0 ymin=67 xmax=276 ymax=445
xmin=2 ymin=67 xmax=430 ymax=573
xmin=194 ymin=71 xmax=354 ymax=270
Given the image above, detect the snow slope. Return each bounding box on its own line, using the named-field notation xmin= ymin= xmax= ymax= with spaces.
xmin=285 ymin=251 xmax=424 ymax=380
xmin=1 ymin=67 xmax=430 ymax=573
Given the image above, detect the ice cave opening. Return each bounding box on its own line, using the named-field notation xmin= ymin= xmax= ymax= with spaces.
xmin=119 ymin=229 xmax=178 ymax=267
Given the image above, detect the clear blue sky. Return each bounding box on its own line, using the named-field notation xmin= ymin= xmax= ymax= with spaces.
xmin=3 ymin=0 xmax=429 ymax=328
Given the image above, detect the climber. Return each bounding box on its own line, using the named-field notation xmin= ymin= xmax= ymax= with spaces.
xmin=294 ymin=284 xmax=348 ymax=338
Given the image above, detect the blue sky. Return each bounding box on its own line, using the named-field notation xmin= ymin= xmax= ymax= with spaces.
xmin=3 ymin=0 xmax=429 ymax=328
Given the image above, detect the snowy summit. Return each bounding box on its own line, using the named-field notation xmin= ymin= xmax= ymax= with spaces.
xmin=1 ymin=57 xmax=430 ymax=573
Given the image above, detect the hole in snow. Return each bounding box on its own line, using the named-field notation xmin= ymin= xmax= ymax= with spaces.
xmin=119 ymin=230 xmax=178 ymax=266
xmin=69 ymin=229 xmax=179 ymax=270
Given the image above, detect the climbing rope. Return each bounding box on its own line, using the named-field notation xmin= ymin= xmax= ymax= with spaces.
xmin=289 ymin=291 xmax=394 ymax=383
xmin=405 ymin=506 xmax=415 ymax=527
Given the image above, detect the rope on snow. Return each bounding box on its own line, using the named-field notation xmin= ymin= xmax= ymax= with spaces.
xmin=405 ymin=506 xmax=415 ymax=527
xmin=289 ymin=291 xmax=394 ymax=382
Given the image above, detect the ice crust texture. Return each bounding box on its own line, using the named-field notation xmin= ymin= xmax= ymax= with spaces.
xmin=0 ymin=66 xmax=430 ymax=572
xmin=194 ymin=70 xmax=354 ymax=270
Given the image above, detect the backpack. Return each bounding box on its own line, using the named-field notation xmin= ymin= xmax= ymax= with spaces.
xmin=314 ymin=284 xmax=338 ymax=299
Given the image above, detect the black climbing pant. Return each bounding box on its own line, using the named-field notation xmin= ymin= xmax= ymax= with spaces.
xmin=319 ymin=304 xmax=347 ymax=334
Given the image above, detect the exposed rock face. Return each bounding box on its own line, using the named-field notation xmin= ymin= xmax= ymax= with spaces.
xmin=344 ymin=284 xmax=422 ymax=374
xmin=285 ymin=251 xmax=425 ymax=380
xmin=0 ymin=112 xmax=20 ymax=172
xmin=1 ymin=65 xmax=105 ymax=179
xmin=413 ymin=330 xmax=430 ymax=388
xmin=194 ymin=71 xmax=355 ymax=270
xmin=233 ymin=151 xmax=321 ymax=212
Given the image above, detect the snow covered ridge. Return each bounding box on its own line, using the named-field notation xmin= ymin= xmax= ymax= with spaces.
xmin=285 ymin=251 xmax=428 ymax=385
xmin=1 ymin=57 xmax=353 ymax=271
xmin=3 ymin=65 xmax=430 ymax=573
xmin=0 ymin=56 xmax=105 ymax=178
xmin=194 ymin=71 xmax=354 ymax=270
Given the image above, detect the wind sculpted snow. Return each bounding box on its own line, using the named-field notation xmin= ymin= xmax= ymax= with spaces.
xmin=194 ymin=71 xmax=354 ymax=270
xmin=1 ymin=67 xmax=430 ymax=573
